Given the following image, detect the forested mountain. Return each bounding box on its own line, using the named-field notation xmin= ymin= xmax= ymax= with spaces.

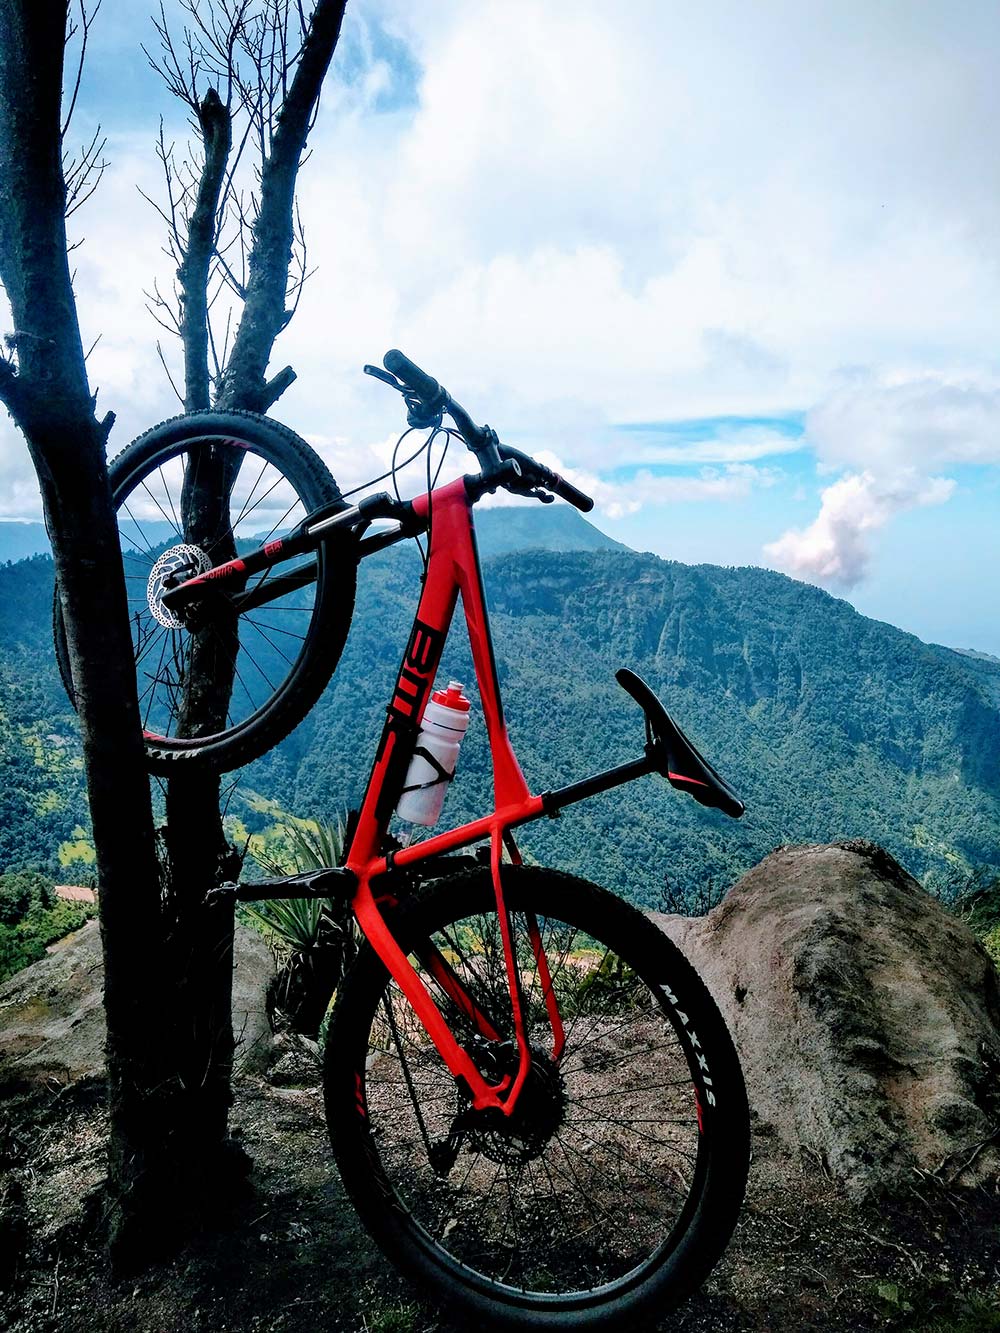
xmin=243 ymin=522 xmax=1000 ymax=906
xmin=1 ymin=511 xmax=997 ymax=909
xmin=0 ymin=556 xmax=91 ymax=871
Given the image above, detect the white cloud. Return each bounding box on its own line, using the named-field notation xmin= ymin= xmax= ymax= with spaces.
xmin=621 ymin=426 xmax=802 ymax=466
xmin=763 ymin=469 xmax=954 ymax=589
xmin=525 ymin=451 xmax=776 ymax=520
xmin=806 ymin=374 xmax=1000 ymax=474
xmin=762 ymin=370 xmax=1000 ymax=590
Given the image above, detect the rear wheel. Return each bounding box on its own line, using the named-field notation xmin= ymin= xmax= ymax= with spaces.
xmin=325 ymin=866 xmax=749 ymax=1329
xmin=54 ymin=410 xmax=356 ymax=773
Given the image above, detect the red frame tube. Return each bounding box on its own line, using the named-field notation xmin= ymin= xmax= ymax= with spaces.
xmin=344 ymin=478 xmax=557 ymax=1113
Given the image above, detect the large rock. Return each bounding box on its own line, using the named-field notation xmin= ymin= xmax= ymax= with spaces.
xmin=0 ymin=919 xmax=275 ymax=1087
xmin=655 ymin=841 xmax=1000 ymax=1196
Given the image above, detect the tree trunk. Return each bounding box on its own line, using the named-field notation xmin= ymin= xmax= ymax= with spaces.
xmin=0 ymin=0 xmax=241 ymax=1268
xmin=154 ymin=0 xmax=350 ymax=1175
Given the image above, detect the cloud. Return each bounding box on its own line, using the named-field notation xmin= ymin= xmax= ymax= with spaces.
xmin=620 ymin=425 xmax=802 ymax=466
xmin=806 ymin=374 xmax=1000 ymax=474
xmin=522 ymin=452 xmax=776 ymax=520
xmin=763 ymin=470 xmax=954 ymax=589
xmin=761 ymin=370 xmax=1000 ymax=589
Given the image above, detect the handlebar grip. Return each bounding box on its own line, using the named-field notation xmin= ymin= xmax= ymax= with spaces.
xmin=548 ymin=471 xmax=594 ymax=513
xmin=383 ymin=349 xmax=442 ymax=404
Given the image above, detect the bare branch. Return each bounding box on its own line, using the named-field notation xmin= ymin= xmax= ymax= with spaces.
xmin=259 ymin=364 xmax=296 ymax=410
xmin=155 ymin=340 xmax=185 ymax=405
xmin=211 ymin=247 xmax=247 ymax=301
xmin=143 ymin=4 xmax=202 ymax=114
xmin=62 ymin=0 xmax=103 ymax=139
xmin=63 ymin=125 xmax=108 ymax=218
xmin=206 ymin=298 xmax=234 ymax=384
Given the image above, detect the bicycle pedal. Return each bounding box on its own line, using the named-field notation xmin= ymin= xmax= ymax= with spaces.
xmin=229 ymin=866 xmax=357 ymax=903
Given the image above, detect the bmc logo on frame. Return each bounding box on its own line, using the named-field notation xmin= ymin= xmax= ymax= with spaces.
xmin=389 ymin=618 xmax=444 ymax=727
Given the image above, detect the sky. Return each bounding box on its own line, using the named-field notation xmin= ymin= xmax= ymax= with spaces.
xmin=2 ymin=0 xmax=999 ymax=652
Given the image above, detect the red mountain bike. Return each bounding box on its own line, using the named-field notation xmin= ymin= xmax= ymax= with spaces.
xmin=57 ymin=351 xmax=750 ymax=1329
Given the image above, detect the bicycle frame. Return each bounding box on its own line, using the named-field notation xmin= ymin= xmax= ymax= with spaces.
xmin=344 ymin=476 xmax=560 ymax=1115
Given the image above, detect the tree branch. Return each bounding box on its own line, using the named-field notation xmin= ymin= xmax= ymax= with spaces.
xmin=259 ymin=363 xmax=295 ymax=410
xmin=216 ymin=0 xmax=347 ymax=411
xmin=62 ymin=0 xmax=103 ymax=138
xmin=176 ymin=85 xmax=233 ymax=411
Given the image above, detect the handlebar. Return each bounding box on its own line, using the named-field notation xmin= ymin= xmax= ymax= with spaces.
xmin=382 ymin=349 xmax=445 ymax=412
xmin=374 ymin=349 xmax=594 ymax=514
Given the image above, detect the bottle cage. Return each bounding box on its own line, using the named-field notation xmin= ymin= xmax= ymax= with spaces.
xmin=400 ymin=745 xmax=454 ymax=795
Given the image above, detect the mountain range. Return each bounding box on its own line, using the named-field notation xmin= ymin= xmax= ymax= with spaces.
xmin=1 ymin=508 xmax=997 ymax=908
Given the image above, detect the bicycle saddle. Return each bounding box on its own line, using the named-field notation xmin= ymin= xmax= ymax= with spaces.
xmin=617 ymin=668 xmax=745 ymax=819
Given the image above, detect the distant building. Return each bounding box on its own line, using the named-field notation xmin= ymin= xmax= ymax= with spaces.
xmin=54 ymin=884 xmax=96 ymax=904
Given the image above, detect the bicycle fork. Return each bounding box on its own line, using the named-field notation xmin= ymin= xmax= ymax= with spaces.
xmin=349 ymin=821 xmax=563 ymax=1118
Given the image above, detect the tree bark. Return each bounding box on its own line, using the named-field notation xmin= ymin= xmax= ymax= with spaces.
xmin=179 ymin=87 xmax=232 ymax=414
xmin=0 ymin=0 xmax=176 ymax=1264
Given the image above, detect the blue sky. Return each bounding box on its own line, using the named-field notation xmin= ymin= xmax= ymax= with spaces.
xmin=1 ymin=1 xmax=999 ymax=653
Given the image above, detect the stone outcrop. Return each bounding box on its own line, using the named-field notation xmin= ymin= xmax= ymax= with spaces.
xmin=656 ymin=841 xmax=1000 ymax=1195
xmin=0 ymin=919 xmax=275 ymax=1086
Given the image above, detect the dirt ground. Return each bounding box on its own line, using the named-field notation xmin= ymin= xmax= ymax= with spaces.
xmin=2 ymin=1072 xmax=999 ymax=1333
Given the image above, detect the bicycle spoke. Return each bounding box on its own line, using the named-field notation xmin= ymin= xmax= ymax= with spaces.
xmin=241 ymin=617 xmax=307 ymax=642
xmin=243 ymin=617 xmax=297 ymax=668
xmin=120 ymin=500 xmax=158 ymax=557
xmin=140 ymin=478 xmax=183 ymax=538
xmin=156 ymin=463 xmax=183 ymax=536
xmin=230 ymin=458 xmax=271 ymax=533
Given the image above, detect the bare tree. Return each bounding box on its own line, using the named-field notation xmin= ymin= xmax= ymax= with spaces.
xmin=143 ymin=0 xmax=346 ymax=415
xmin=0 ymin=0 xmax=347 ymax=1268
xmin=137 ymin=0 xmax=348 ymax=1193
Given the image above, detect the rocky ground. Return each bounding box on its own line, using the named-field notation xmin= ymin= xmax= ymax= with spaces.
xmin=2 ymin=1060 xmax=998 ymax=1333
xmin=3 ymin=843 xmax=1000 ymax=1331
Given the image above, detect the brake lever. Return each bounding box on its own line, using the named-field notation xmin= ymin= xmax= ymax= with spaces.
xmin=363 ymin=364 xmax=407 ymax=393
xmin=364 ymin=364 xmax=444 ymax=428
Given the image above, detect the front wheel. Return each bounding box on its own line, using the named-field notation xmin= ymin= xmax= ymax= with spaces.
xmin=325 ymin=866 xmax=749 ymax=1330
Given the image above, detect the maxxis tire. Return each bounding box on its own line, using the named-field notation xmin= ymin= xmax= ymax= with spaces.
xmin=54 ymin=410 xmax=356 ymax=774
xmin=324 ymin=866 xmax=750 ymax=1331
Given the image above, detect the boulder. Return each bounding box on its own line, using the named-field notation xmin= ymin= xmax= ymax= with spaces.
xmin=0 ymin=919 xmax=275 ymax=1087
xmin=655 ymin=840 xmax=1000 ymax=1196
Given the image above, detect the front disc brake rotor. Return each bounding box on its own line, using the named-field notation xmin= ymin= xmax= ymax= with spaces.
xmin=146 ymin=543 xmax=212 ymax=629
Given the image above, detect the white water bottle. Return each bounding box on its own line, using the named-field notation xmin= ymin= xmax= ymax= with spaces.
xmin=396 ymin=680 xmax=471 ymax=827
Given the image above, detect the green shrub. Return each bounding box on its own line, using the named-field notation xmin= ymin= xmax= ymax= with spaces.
xmin=0 ymin=890 xmax=95 ymax=984
xmin=0 ymin=874 xmax=94 ymax=991
xmin=0 ymin=870 xmax=53 ymax=926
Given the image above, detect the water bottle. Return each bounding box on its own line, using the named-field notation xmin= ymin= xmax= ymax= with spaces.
xmin=395 ymin=680 xmax=471 ymax=827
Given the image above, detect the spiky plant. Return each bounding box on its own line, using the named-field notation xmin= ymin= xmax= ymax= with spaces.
xmin=245 ymin=816 xmax=358 ymax=1038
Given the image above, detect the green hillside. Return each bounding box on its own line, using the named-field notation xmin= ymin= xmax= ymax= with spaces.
xmin=1 ymin=523 xmax=997 ymax=911
xmin=0 ymin=556 xmax=90 ymax=871
xmin=246 ymin=542 xmax=1000 ymax=907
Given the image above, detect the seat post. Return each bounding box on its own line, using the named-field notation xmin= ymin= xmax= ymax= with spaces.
xmin=539 ymin=755 xmax=655 ymax=817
